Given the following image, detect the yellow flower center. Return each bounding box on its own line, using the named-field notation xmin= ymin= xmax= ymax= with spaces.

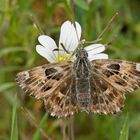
xmin=55 ymin=54 xmax=71 ymax=62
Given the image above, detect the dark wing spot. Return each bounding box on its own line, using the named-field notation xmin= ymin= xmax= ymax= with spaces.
xmin=121 ymin=74 xmax=129 ymax=80
xmin=135 ymin=71 xmax=140 ymax=77
xmin=45 ymin=68 xmax=62 ymax=81
xmin=55 ymin=96 xmax=61 ymax=103
xmin=103 ymin=70 xmax=114 ymax=77
xmin=24 ymin=78 xmax=32 ymax=84
xmin=93 ymin=95 xmax=98 ymax=105
xmin=103 ymin=64 xmax=120 ymax=77
xmin=37 ymin=80 xmax=45 ymax=87
xmin=97 ymin=80 xmax=108 ymax=91
xmin=109 ymin=93 xmax=115 ymax=99
xmin=41 ymin=86 xmax=52 ymax=92
xmin=45 ymin=68 xmax=57 ymax=75
xmin=107 ymin=64 xmax=120 ymax=75
xmin=99 ymin=97 xmax=104 ymax=104
xmin=115 ymin=80 xmax=127 ymax=86
xmin=107 ymin=64 xmax=120 ymax=70
xmin=106 ymin=94 xmax=114 ymax=102
xmin=105 ymin=99 xmax=109 ymax=105
xmin=118 ymin=97 xmax=124 ymax=105
xmin=113 ymin=91 xmax=118 ymax=97
xmin=137 ymin=80 xmax=140 ymax=86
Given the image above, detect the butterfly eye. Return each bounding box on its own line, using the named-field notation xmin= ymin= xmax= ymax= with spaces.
xmin=82 ymin=49 xmax=88 ymax=58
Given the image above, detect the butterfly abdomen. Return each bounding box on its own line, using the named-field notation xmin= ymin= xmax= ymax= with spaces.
xmin=76 ymin=78 xmax=91 ymax=109
xmin=76 ymin=92 xmax=91 ymax=109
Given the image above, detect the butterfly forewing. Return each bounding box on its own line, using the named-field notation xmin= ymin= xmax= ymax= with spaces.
xmin=16 ymin=62 xmax=71 ymax=98
xmin=93 ymin=59 xmax=140 ymax=93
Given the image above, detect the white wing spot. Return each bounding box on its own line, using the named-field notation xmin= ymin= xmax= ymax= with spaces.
xmin=136 ymin=64 xmax=140 ymax=72
xmin=23 ymin=71 xmax=30 ymax=80
xmin=50 ymin=112 xmax=55 ymax=117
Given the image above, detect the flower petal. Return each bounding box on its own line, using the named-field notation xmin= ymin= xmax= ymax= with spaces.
xmin=36 ymin=45 xmax=56 ymax=63
xmin=36 ymin=35 xmax=59 ymax=62
xmin=38 ymin=35 xmax=57 ymax=51
xmin=85 ymin=44 xmax=106 ymax=55
xmin=59 ymin=21 xmax=81 ymax=53
xmin=88 ymin=53 xmax=108 ymax=61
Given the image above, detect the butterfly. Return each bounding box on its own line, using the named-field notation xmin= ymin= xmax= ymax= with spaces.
xmin=16 ymin=21 xmax=140 ymax=117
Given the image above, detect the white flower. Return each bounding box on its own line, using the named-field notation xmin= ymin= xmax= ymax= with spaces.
xmin=36 ymin=20 xmax=108 ymax=63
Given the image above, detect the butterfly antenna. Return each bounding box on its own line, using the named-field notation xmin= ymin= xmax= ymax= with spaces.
xmin=69 ymin=0 xmax=82 ymax=58
xmin=30 ymin=14 xmax=44 ymax=35
xmin=83 ymin=38 xmax=102 ymax=45
xmin=97 ymin=12 xmax=118 ymax=40
xmin=105 ymin=35 xmax=117 ymax=48
xmin=70 ymin=0 xmax=80 ymax=43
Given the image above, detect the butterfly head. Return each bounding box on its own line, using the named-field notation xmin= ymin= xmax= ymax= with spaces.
xmin=75 ymin=48 xmax=88 ymax=59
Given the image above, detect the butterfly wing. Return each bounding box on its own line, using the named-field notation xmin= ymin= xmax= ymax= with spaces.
xmin=16 ymin=61 xmax=78 ymax=117
xmin=89 ymin=59 xmax=140 ymax=114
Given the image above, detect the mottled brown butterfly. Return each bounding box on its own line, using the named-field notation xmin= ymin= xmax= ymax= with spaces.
xmin=16 ymin=42 xmax=140 ymax=117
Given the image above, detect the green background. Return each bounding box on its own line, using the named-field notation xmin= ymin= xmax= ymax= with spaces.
xmin=0 ymin=0 xmax=140 ymax=140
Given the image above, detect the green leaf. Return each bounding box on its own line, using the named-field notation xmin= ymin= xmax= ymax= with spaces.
xmin=0 ymin=82 xmax=17 ymax=105
xmin=119 ymin=113 xmax=129 ymax=140
xmin=18 ymin=0 xmax=34 ymax=10
xmin=0 ymin=47 xmax=27 ymax=57
xmin=10 ymin=95 xmax=18 ymax=140
xmin=0 ymin=0 xmax=8 ymax=12
xmin=32 ymin=112 xmax=49 ymax=140
xmin=0 ymin=66 xmax=20 ymax=73
xmin=74 ymin=0 xmax=89 ymax=11
xmin=0 ymin=82 xmax=15 ymax=92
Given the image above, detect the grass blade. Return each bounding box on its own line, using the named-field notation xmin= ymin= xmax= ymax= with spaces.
xmin=0 ymin=47 xmax=27 ymax=57
xmin=74 ymin=0 xmax=89 ymax=11
xmin=32 ymin=112 xmax=49 ymax=140
xmin=119 ymin=113 xmax=129 ymax=140
xmin=10 ymin=94 xmax=18 ymax=140
xmin=0 ymin=82 xmax=15 ymax=92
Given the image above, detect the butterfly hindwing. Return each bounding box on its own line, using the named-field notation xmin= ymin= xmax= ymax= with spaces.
xmin=88 ymin=59 xmax=140 ymax=114
xmin=89 ymin=72 xmax=125 ymax=114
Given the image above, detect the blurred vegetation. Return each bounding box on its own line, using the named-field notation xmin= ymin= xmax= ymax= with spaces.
xmin=0 ymin=0 xmax=140 ymax=140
